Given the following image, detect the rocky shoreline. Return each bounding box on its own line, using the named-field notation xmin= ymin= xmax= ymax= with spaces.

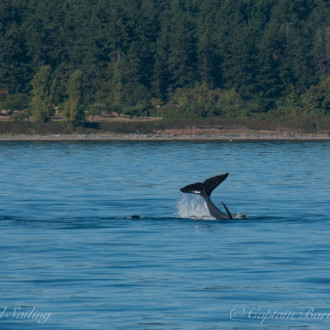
xmin=0 ymin=129 xmax=329 ymax=141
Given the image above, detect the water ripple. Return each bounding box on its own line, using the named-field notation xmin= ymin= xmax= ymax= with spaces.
xmin=0 ymin=141 xmax=329 ymax=329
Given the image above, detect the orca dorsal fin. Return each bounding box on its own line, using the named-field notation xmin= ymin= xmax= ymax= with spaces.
xmin=204 ymin=173 xmax=229 ymax=196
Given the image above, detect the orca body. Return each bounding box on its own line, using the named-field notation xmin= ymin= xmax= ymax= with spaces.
xmin=180 ymin=173 xmax=232 ymax=220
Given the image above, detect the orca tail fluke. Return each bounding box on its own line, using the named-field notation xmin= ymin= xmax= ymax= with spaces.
xmin=180 ymin=182 xmax=205 ymax=196
xmin=204 ymin=173 xmax=229 ymax=196
xmin=180 ymin=173 xmax=232 ymax=220
xmin=180 ymin=173 xmax=229 ymax=197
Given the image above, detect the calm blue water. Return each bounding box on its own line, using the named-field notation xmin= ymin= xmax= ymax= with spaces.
xmin=0 ymin=141 xmax=329 ymax=329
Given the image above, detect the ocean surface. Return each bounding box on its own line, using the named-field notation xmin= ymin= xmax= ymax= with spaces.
xmin=0 ymin=140 xmax=329 ymax=329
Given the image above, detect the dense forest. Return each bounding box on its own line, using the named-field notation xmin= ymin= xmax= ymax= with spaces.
xmin=0 ymin=0 xmax=329 ymax=124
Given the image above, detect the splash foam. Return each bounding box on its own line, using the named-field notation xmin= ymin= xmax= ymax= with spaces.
xmin=176 ymin=194 xmax=248 ymax=220
xmin=176 ymin=194 xmax=215 ymax=220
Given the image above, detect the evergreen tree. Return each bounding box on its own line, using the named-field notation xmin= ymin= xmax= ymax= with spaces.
xmin=152 ymin=12 xmax=171 ymax=99
xmin=0 ymin=0 xmax=31 ymax=93
xmin=31 ymin=65 xmax=54 ymax=121
xmin=111 ymin=57 xmax=125 ymax=106
xmin=257 ymin=20 xmax=284 ymax=100
xmin=195 ymin=0 xmax=223 ymax=87
xmin=64 ymin=70 xmax=84 ymax=124
xmin=166 ymin=0 xmax=197 ymax=90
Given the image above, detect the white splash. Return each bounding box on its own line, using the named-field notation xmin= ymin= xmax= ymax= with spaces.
xmin=176 ymin=194 xmax=249 ymax=220
xmin=232 ymin=213 xmax=249 ymax=220
xmin=176 ymin=194 xmax=215 ymax=220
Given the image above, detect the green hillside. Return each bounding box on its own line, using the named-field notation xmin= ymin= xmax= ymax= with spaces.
xmin=0 ymin=0 xmax=329 ymax=127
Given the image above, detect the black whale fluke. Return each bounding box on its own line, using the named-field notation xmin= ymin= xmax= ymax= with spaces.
xmin=180 ymin=173 xmax=228 ymax=197
xmin=180 ymin=182 xmax=205 ymax=195
xmin=180 ymin=173 xmax=232 ymax=220
xmin=204 ymin=173 xmax=229 ymax=196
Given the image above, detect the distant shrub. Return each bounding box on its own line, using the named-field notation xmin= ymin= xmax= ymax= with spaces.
xmin=1 ymin=93 xmax=31 ymax=114
xmin=300 ymin=75 xmax=330 ymax=115
xmin=87 ymin=103 xmax=108 ymax=119
xmin=108 ymin=104 xmax=124 ymax=114
xmin=162 ymin=83 xmax=245 ymax=120
xmin=10 ymin=109 xmax=32 ymax=121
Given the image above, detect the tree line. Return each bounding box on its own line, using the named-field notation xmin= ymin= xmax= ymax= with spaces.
xmin=0 ymin=0 xmax=329 ymax=123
